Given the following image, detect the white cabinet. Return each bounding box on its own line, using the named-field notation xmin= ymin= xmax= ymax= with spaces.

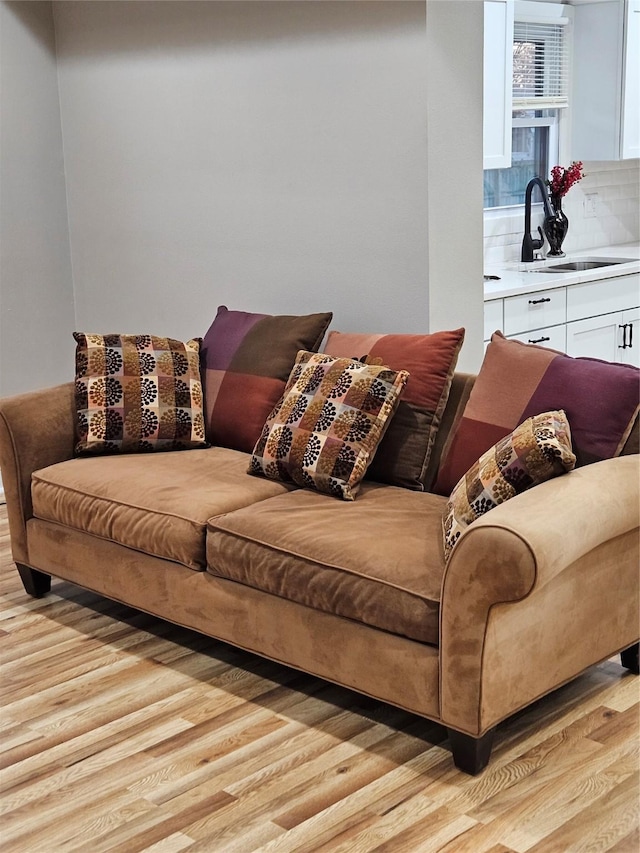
xmin=508 ymin=324 xmax=567 ymax=351
xmin=503 ymin=286 xmax=566 ymax=336
xmin=499 ymin=285 xmax=566 ymax=349
xmin=572 ymin=0 xmax=640 ymax=160
xmin=484 ymin=0 xmax=514 ymax=169
xmin=484 ymin=298 xmax=504 ymax=340
xmin=566 ymin=275 xmax=640 ymax=366
xmin=623 ymin=0 xmax=640 ymax=158
xmin=622 ymin=306 xmax=640 ymax=365
xmin=566 ymin=274 xmax=639 ymax=322
xmin=484 ymin=272 xmax=640 ymax=364
xmin=565 ymin=308 xmax=639 ymax=366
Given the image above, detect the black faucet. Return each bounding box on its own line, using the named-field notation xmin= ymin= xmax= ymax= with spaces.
xmin=521 ymin=177 xmax=554 ymax=262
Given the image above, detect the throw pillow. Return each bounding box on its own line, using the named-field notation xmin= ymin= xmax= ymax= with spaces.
xmin=323 ymin=328 xmax=465 ymax=490
xmin=73 ymin=332 xmax=207 ymax=454
xmin=442 ymin=410 xmax=576 ymax=559
xmin=200 ymin=306 xmax=333 ymax=453
xmin=249 ymin=350 xmax=409 ymax=500
xmin=435 ymin=331 xmax=640 ymax=495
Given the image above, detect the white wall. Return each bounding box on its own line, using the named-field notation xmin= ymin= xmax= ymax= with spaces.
xmin=426 ymin=0 xmax=484 ymax=371
xmin=0 ymin=1 xmax=75 ymax=397
xmin=53 ymin=1 xmax=434 ymax=343
xmin=0 ymin=0 xmax=486 ymax=404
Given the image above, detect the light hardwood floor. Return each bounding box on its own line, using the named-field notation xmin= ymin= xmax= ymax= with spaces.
xmin=1 ymin=504 xmax=638 ymax=852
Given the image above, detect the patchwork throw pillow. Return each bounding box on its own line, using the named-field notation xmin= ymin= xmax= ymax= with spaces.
xmin=435 ymin=331 xmax=640 ymax=495
xmin=442 ymin=410 xmax=576 ymax=559
xmin=73 ymin=332 xmax=207 ymax=455
xmin=249 ymin=350 xmax=409 ymax=500
xmin=323 ymin=328 xmax=464 ymax=490
xmin=201 ymin=306 xmax=333 ymax=453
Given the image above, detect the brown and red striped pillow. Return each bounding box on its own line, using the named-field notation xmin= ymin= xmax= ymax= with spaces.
xmin=200 ymin=306 xmax=333 ymax=453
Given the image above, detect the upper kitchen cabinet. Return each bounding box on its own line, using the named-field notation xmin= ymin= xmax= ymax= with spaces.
xmin=622 ymin=0 xmax=640 ymax=157
xmin=572 ymin=0 xmax=639 ymax=160
xmin=484 ymin=0 xmax=514 ymax=169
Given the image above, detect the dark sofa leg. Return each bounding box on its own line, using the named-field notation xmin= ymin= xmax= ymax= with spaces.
xmin=621 ymin=643 xmax=639 ymax=675
xmin=16 ymin=563 xmax=51 ymax=598
xmin=448 ymin=727 xmax=496 ymax=775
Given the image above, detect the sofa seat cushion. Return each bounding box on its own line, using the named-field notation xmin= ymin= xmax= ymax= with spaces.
xmin=31 ymin=447 xmax=293 ymax=570
xmin=206 ymin=483 xmax=448 ymax=644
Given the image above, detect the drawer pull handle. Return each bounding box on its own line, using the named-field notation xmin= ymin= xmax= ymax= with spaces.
xmin=529 ymin=297 xmax=551 ymax=305
xmin=529 ymin=336 xmax=550 ymax=344
xmin=619 ymin=323 xmax=634 ymax=349
xmin=619 ymin=324 xmax=628 ymax=348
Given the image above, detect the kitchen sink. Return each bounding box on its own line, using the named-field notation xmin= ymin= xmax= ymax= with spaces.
xmin=528 ymin=257 xmax=636 ymax=273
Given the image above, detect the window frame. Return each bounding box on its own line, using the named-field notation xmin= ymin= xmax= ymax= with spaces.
xmin=483 ymin=1 xmax=572 ymax=213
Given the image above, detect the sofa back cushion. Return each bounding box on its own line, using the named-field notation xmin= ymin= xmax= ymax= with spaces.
xmin=200 ymin=306 xmax=332 ymax=453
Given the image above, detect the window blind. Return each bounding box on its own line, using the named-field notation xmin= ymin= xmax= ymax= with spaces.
xmin=513 ymin=20 xmax=569 ymax=109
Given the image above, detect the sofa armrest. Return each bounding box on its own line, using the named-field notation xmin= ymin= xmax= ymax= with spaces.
xmin=0 ymin=383 xmax=76 ymax=564
xmin=440 ymin=454 xmax=640 ymax=736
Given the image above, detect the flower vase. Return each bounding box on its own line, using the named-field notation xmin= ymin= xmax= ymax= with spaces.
xmin=543 ymin=195 xmax=569 ymax=257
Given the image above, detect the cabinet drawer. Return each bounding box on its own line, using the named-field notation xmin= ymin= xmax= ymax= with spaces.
xmin=503 ymin=287 xmax=566 ymax=335
xmin=484 ymin=299 xmax=503 ymax=341
xmin=566 ymin=274 xmax=640 ymax=322
xmin=507 ymin=325 xmax=566 ymax=352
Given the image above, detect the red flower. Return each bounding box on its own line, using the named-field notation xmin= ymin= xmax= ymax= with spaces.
xmin=546 ymin=161 xmax=585 ymax=198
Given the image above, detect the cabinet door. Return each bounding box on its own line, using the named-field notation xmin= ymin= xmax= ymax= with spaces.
xmin=572 ymin=0 xmax=639 ymax=160
xmin=622 ymin=0 xmax=640 ymax=159
xmin=566 ymin=312 xmax=624 ymax=363
xmin=483 ymin=0 xmax=514 ymax=169
xmin=572 ymin=0 xmax=624 ymax=160
xmin=618 ymin=306 xmax=640 ymax=367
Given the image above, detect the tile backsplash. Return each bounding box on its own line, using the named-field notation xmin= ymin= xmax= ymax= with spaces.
xmin=484 ymin=159 xmax=640 ymax=266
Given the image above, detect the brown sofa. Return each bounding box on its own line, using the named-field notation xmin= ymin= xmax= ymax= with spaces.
xmin=1 ymin=373 xmax=638 ymax=774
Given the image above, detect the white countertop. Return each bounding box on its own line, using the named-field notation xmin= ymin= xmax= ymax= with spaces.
xmin=484 ymin=242 xmax=640 ymax=301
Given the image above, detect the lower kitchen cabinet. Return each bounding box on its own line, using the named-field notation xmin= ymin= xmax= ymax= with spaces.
xmin=484 ymin=272 xmax=639 ymax=365
xmin=484 ymin=298 xmax=504 ymax=341
xmin=566 ymin=306 xmax=640 ymax=367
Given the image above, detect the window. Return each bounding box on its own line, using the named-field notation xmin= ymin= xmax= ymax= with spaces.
xmin=484 ymin=11 xmax=569 ymax=210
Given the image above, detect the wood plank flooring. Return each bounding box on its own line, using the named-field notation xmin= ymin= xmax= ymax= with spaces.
xmin=1 ymin=504 xmax=638 ymax=852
